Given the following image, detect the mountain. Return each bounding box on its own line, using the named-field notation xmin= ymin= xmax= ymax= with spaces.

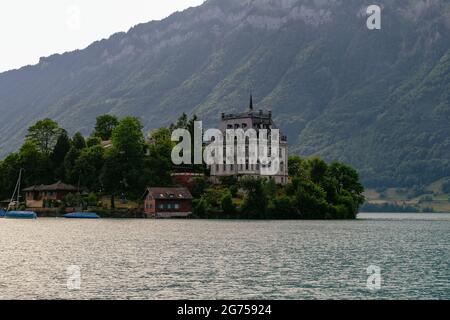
xmin=0 ymin=0 xmax=449 ymax=188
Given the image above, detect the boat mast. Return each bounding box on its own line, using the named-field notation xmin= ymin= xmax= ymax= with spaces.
xmin=9 ymin=168 xmax=22 ymax=210
xmin=17 ymin=168 xmax=22 ymax=204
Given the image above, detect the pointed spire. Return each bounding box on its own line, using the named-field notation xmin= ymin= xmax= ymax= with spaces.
xmin=249 ymin=92 xmax=253 ymax=111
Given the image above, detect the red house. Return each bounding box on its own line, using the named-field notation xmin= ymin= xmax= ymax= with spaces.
xmin=143 ymin=187 xmax=193 ymax=218
xmin=23 ymin=181 xmax=78 ymax=209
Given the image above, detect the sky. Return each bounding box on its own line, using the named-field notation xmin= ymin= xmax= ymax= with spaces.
xmin=0 ymin=0 xmax=205 ymax=73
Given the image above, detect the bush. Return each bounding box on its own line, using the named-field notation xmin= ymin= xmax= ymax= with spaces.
xmin=268 ymin=195 xmax=297 ymax=219
xmin=221 ymin=192 xmax=236 ymax=215
xmin=86 ymin=193 xmax=98 ymax=206
xmin=192 ymin=199 xmax=207 ymax=218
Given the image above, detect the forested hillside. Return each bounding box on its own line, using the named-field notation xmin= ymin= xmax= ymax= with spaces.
xmin=0 ymin=0 xmax=449 ymax=188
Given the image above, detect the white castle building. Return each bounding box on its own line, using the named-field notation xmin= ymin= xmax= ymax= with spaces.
xmin=210 ymin=96 xmax=289 ymax=184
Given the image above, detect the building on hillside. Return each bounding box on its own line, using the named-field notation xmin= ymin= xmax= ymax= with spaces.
xmin=210 ymin=96 xmax=289 ymax=184
xmin=101 ymin=140 xmax=113 ymax=149
xmin=23 ymin=181 xmax=78 ymax=208
xmin=143 ymin=187 xmax=193 ymax=218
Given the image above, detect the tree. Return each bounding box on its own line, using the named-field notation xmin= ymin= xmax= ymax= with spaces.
xmin=169 ymin=113 xmax=188 ymax=131
xmin=86 ymin=136 xmax=101 ymax=148
xmin=293 ymin=179 xmax=330 ymax=219
xmin=145 ymin=128 xmax=174 ymax=187
xmin=327 ymin=162 xmax=365 ymax=211
xmin=72 ymin=132 xmax=86 ymax=150
xmin=240 ymin=178 xmax=268 ymax=218
xmin=26 ymin=119 xmax=61 ymax=154
xmin=105 ymin=117 xmax=147 ymax=199
xmin=94 ymin=115 xmax=119 ymax=141
xmin=0 ymin=153 xmax=20 ymax=200
xmin=100 ymin=148 xmax=123 ymax=209
xmin=308 ymin=157 xmax=328 ymax=184
xmin=112 ymin=117 xmax=145 ymax=158
xmin=288 ymin=155 xmax=308 ymax=178
xmin=51 ymin=130 xmax=71 ymax=180
xmin=19 ymin=140 xmax=53 ymax=186
xmin=74 ymin=145 xmax=105 ymax=191
xmin=64 ymin=147 xmax=82 ymax=185
xmin=191 ymin=176 xmax=210 ymax=198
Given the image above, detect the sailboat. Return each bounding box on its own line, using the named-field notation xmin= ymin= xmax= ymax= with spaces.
xmin=5 ymin=169 xmax=37 ymax=219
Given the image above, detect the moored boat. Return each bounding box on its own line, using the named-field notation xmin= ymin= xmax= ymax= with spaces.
xmin=4 ymin=169 xmax=37 ymax=219
xmin=5 ymin=211 xmax=37 ymax=219
xmin=64 ymin=212 xmax=100 ymax=219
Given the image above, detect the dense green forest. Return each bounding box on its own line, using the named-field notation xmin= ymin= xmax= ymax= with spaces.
xmin=0 ymin=114 xmax=365 ymax=219
xmin=0 ymin=0 xmax=449 ymax=190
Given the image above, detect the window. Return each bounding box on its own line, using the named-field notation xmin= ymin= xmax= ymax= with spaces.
xmin=174 ymin=204 xmax=180 ymax=210
xmin=158 ymin=204 xmax=164 ymax=209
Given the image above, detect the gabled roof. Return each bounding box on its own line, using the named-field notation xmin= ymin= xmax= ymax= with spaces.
xmin=23 ymin=181 xmax=78 ymax=192
xmin=145 ymin=187 xmax=193 ymax=200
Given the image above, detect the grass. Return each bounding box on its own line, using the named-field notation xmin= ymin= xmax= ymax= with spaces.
xmin=364 ymin=177 xmax=450 ymax=213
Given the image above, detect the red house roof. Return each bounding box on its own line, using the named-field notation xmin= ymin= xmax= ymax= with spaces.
xmin=23 ymin=181 xmax=78 ymax=192
xmin=144 ymin=187 xmax=193 ymax=200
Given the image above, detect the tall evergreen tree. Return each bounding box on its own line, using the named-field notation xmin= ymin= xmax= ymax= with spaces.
xmin=51 ymin=130 xmax=71 ymax=180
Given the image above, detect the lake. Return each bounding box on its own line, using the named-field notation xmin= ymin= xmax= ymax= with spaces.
xmin=0 ymin=213 xmax=448 ymax=300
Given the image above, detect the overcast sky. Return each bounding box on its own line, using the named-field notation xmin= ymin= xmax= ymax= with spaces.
xmin=0 ymin=0 xmax=205 ymax=73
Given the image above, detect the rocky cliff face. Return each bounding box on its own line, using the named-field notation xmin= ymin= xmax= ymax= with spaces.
xmin=0 ymin=0 xmax=449 ymax=187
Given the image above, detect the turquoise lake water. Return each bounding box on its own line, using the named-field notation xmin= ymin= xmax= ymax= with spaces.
xmin=0 ymin=213 xmax=448 ymax=299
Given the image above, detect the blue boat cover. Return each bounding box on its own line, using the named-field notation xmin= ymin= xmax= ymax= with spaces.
xmin=0 ymin=209 xmax=5 ymax=217
xmin=64 ymin=212 xmax=100 ymax=219
xmin=5 ymin=211 xmax=37 ymax=219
